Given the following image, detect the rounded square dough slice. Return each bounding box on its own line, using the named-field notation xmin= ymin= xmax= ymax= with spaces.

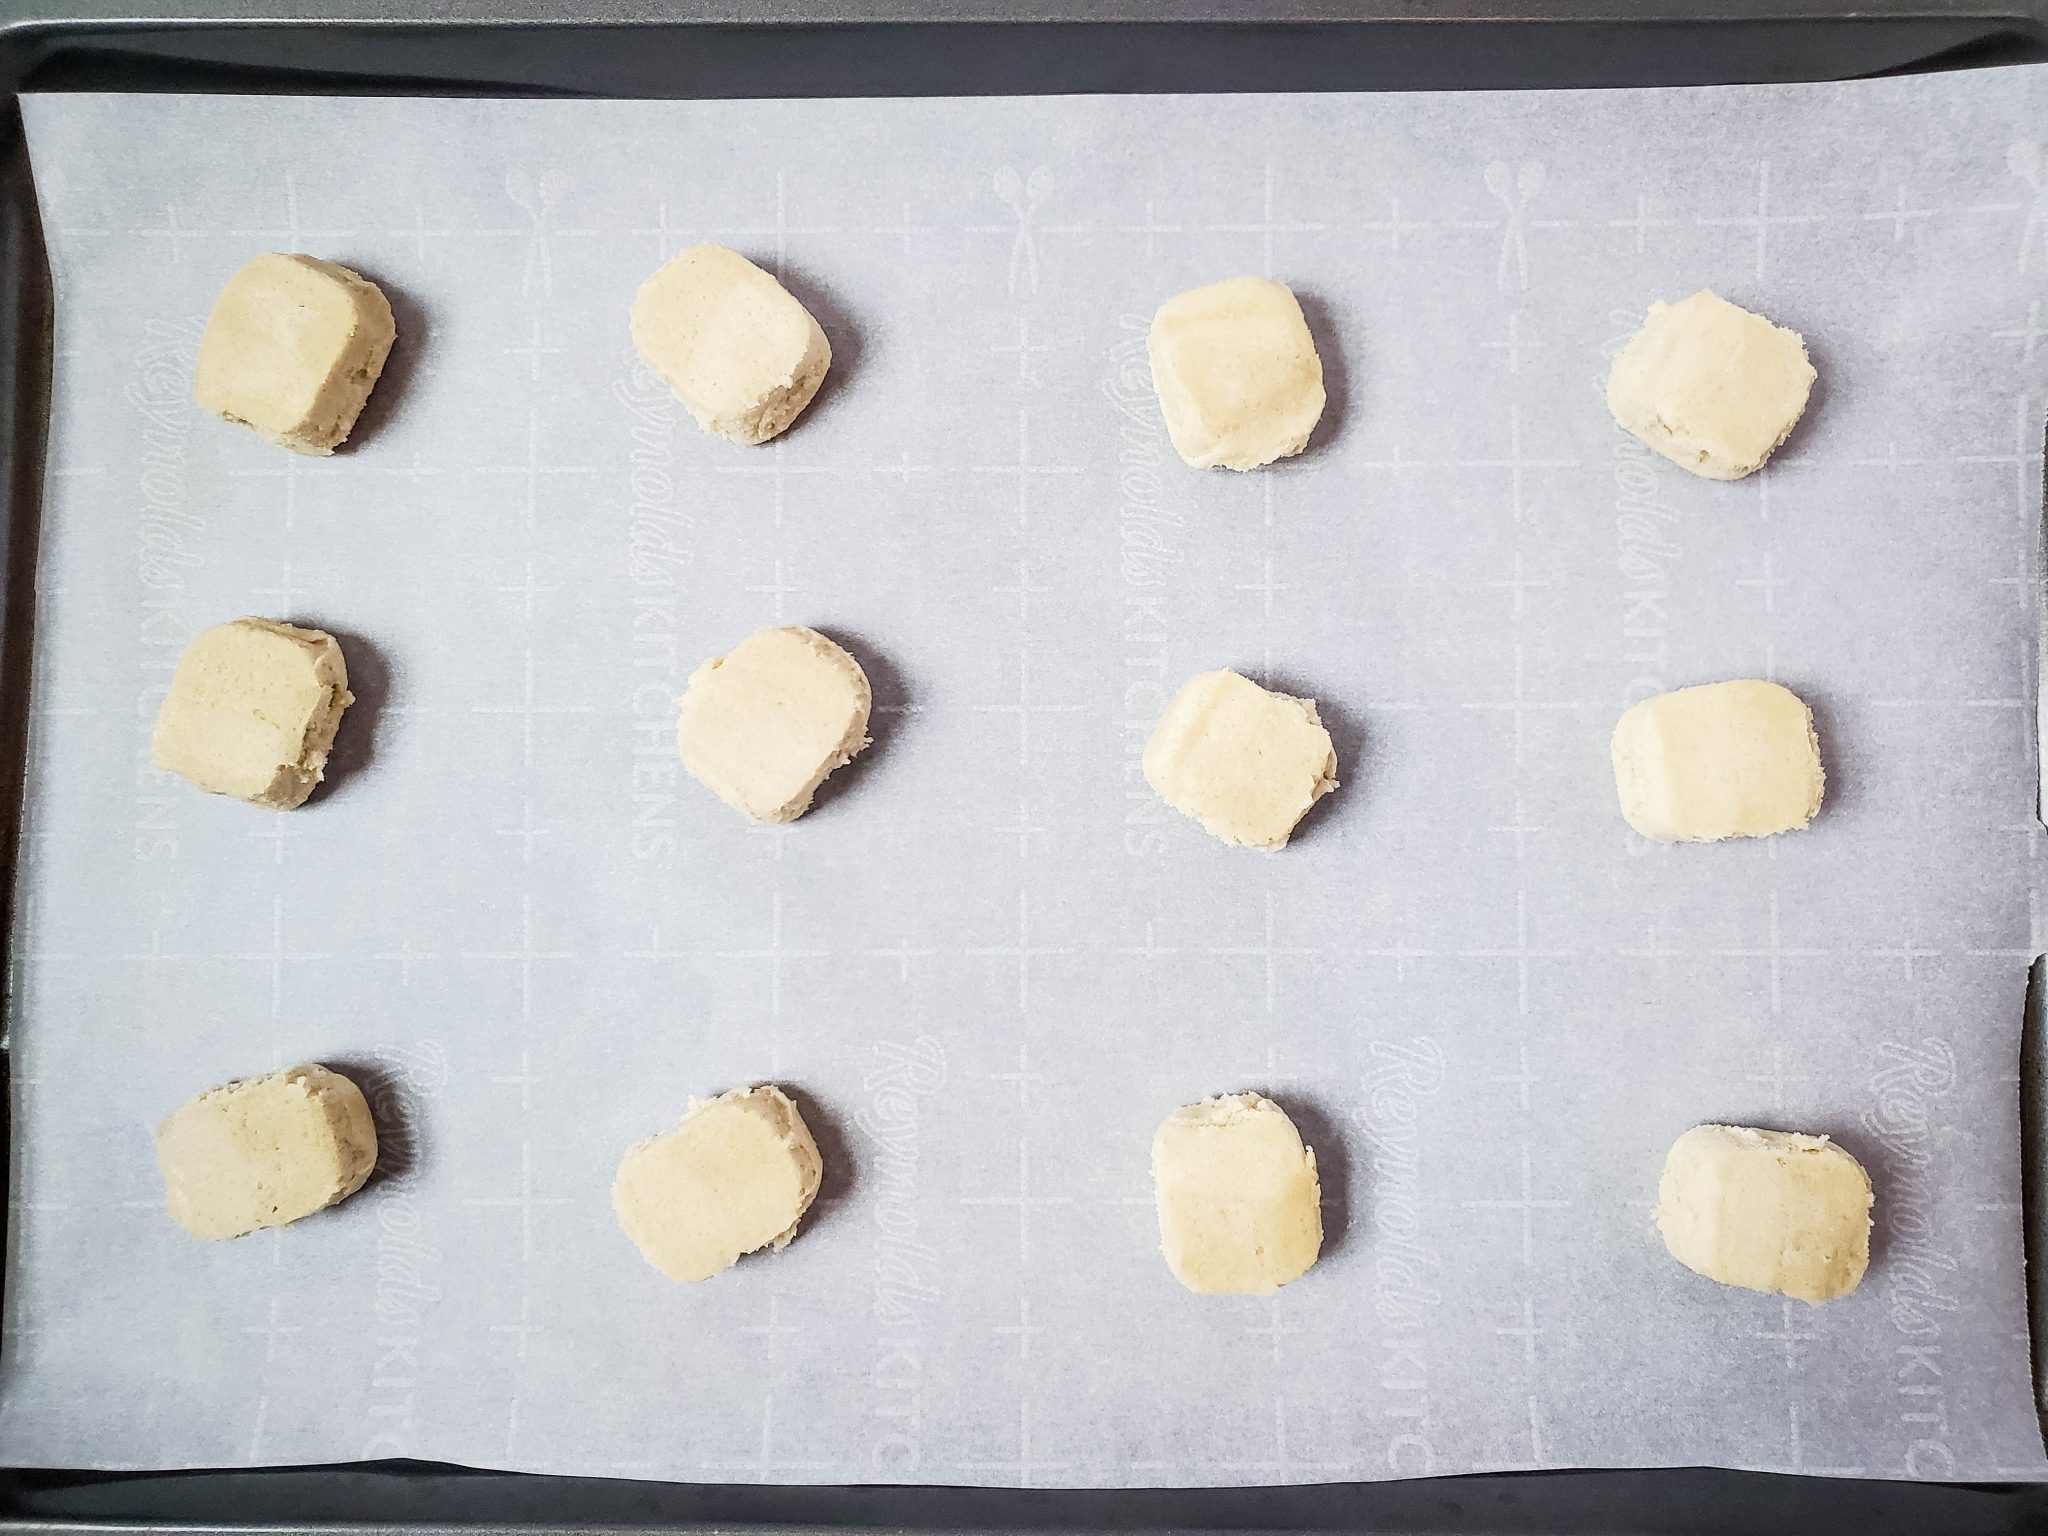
xmin=1148 ymin=276 xmax=1326 ymax=471
xmin=1142 ymin=668 xmax=1338 ymax=850
xmin=195 ymin=252 xmax=396 ymax=456
xmin=150 ymin=617 xmax=354 ymax=809
xmin=613 ymin=1085 xmax=824 ymax=1283
xmin=1610 ymin=678 xmax=1822 ymax=843
xmin=676 ymin=625 xmax=873 ymax=823
xmin=630 ymin=243 xmax=832 ymax=446
xmin=1606 ymin=290 xmax=1815 ymax=480
xmin=1153 ymin=1093 xmax=1323 ymax=1295
xmin=1655 ymin=1123 xmax=1872 ymax=1304
xmin=154 ymin=1064 xmax=379 ymax=1241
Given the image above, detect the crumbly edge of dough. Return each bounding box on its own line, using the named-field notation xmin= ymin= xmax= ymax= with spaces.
xmin=1158 ymin=1090 xmax=1311 ymax=1146
xmin=680 ymin=625 xmax=873 ymax=824
xmin=1201 ymin=361 xmax=1323 ymax=473
xmin=291 ymin=1064 xmax=380 ymax=1206
xmin=1796 ymin=708 xmax=1826 ymax=827
xmin=1265 ymin=694 xmax=1340 ymax=849
xmin=1215 ymin=412 xmax=1319 ymax=473
xmin=245 ymin=617 xmax=356 ymax=810
xmin=1624 ymin=400 xmax=1806 ymax=482
xmin=773 ymin=629 xmax=872 ymax=822
xmin=703 ymin=1085 xmax=825 ymax=1249
xmin=205 ymin=256 xmax=396 ymax=457
xmin=701 ymin=320 xmax=832 ymax=447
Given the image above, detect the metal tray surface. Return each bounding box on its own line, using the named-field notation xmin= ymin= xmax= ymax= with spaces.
xmin=7 ymin=1461 xmax=2048 ymax=1533
xmin=3 ymin=6 xmax=2047 ymax=1534
xmin=3 ymin=1 xmax=2048 ymax=95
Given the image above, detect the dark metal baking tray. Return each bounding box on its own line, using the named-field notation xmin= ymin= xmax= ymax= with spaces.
xmin=4 ymin=4 xmax=2048 ymax=1532
xmin=8 ymin=1 xmax=2048 ymax=97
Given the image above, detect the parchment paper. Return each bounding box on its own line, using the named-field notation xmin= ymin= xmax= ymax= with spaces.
xmin=7 ymin=70 xmax=2048 ymax=1484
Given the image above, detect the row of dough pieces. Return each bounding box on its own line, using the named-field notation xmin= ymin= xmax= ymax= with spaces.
xmin=156 ymin=1065 xmax=1873 ymax=1305
xmin=153 ymin=614 xmax=1823 ymax=849
xmin=198 ymin=246 xmax=1812 ymax=481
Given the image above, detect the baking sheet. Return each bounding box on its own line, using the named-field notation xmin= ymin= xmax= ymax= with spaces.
xmin=5 ymin=72 xmax=2047 ymax=1485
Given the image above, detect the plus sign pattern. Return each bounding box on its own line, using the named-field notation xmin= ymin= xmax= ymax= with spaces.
xmin=7 ymin=69 xmax=2048 ymax=1484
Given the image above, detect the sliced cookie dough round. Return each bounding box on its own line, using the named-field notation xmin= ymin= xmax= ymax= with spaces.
xmin=1606 ymin=290 xmax=1815 ymax=480
xmin=676 ymin=625 xmax=872 ymax=823
xmin=1153 ymin=1093 xmax=1323 ymax=1295
xmin=196 ymin=252 xmax=396 ymax=455
xmin=613 ymin=1085 xmax=824 ymax=1283
xmin=1143 ymin=668 xmax=1337 ymax=850
xmin=1147 ymin=275 xmax=1326 ymax=471
xmin=1611 ymin=678 xmax=1822 ymax=842
xmin=154 ymin=1064 xmax=378 ymax=1240
xmin=1656 ymin=1123 xmax=1872 ymax=1304
xmin=150 ymin=617 xmax=354 ymax=809
xmin=630 ymin=243 xmax=831 ymax=446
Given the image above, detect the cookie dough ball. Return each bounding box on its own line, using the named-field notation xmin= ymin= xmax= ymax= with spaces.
xmin=613 ymin=1085 xmax=824 ymax=1283
xmin=630 ymin=243 xmax=831 ymax=446
xmin=1611 ymin=679 xmax=1822 ymax=843
xmin=151 ymin=617 xmax=354 ymax=810
xmin=1148 ymin=276 xmax=1326 ymax=471
xmin=1607 ymin=290 xmax=1815 ymax=480
xmin=1656 ymin=1124 xmax=1872 ymax=1304
xmin=676 ymin=625 xmax=872 ymax=824
xmin=1143 ymin=668 xmax=1337 ymax=850
xmin=195 ymin=253 xmax=396 ymax=455
xmin=154 ymin=1064 xmax=378 ymax=1241
xmin=1153 ymin=1093 xmax=1322 ymax=1295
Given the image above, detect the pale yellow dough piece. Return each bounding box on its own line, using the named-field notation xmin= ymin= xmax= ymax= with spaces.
xmin=195 ymin=252 xmax=396 ymax=455
xmin=1143 ymin=668 xmax=1337 ymax=850
xmin=1610 ymin=679 xmax=1822 ymax=843
xmin=630 ymin=243 xmax=831 ymax=446
xmin=154 ymin=1064 xmax=378 ymax=1241
xmin=1153 ymin=1094 xmax=1322 ymax=1295
xmin=151 ymin=618 xmax=354 ymax=810
xmin=676 ymin=625 xmax=872 ymax=823
xmin=1148 ymin=276 xmax=1326 ymax=471
xmin=613 ymin=1085 xmax=824 ymax=1283
xmin=1656 ymin=1123 xmax=1872 ymax=1304
xmin=1606 ymin=290 xmax=1816 ymax=480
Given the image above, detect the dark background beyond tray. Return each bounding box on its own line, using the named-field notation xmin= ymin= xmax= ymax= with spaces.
xmin=4 ymin=4 xmax=2048 ymax=1533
